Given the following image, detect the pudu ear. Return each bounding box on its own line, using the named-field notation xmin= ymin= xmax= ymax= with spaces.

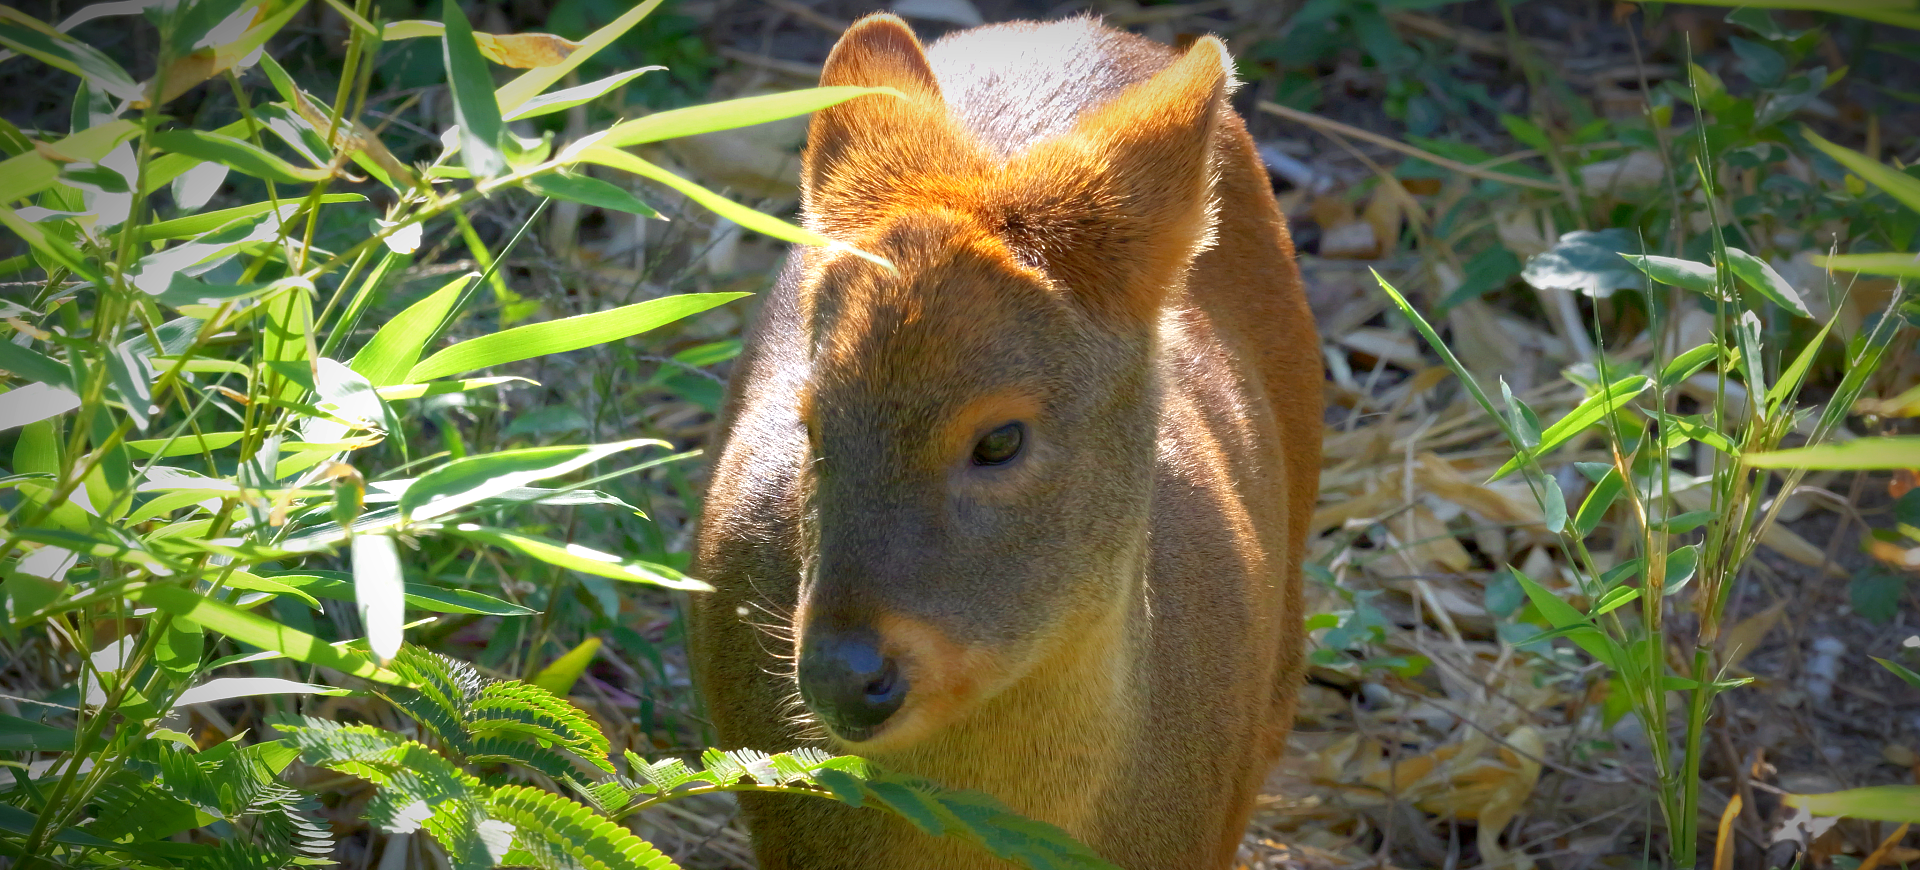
xmin=803 ymin=15 xmax=973 ymax=238
xmin=1005 ymin=37 xmax=1231 ymax=323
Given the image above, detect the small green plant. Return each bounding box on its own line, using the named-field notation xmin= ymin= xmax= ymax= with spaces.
xmin=1373 ymin=87 xmax=1920 ymax=870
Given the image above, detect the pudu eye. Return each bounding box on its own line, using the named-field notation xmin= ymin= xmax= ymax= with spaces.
xmin=971 ymin=422 xmax=1025 ymax=466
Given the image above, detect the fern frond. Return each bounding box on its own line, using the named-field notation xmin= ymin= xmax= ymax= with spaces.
xmin=486 ymin=784 xmax=680 ymax=870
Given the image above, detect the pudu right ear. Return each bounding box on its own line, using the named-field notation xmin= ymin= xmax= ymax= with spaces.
xmin=802 ymin=14 xmax=975 ymax=240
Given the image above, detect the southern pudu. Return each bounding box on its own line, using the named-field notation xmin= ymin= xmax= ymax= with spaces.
xmin=688 ymin=13 xmax=1322 ymax=869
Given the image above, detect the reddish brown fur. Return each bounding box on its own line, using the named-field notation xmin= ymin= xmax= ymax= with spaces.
xmin=689 ymin=13 xmax=1321 ymax=869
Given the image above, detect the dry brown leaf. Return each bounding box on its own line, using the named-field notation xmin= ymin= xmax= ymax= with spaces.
xmin=1309 ymin=487 xmax=1395 ymax=537
xmin=1861 ymin=824 xmax=1913 ymax=870
xmin=1712 ymin=792 xmax=1742 ymax=870
xmin=1670 ymin=487 xmax=1845 ymax=578
xmin=1473 ymin=726 xmax=1544 ymax=870
xmin=1319 ymin=221 xmax=1379 ymax=260
xmin=288 ymin=88 xmax=417 ymax=189
xmin=474 ymin=32 xmax=584 ymax=68
xmin=1398 ymin=502 xmax=1473 ymax=574
xmin=1416 ymin=452 xmax=1544 ymax=527
xmin=1338 ymin=328 xmax=1421 ymax=368
xmin=1720 ymin=601 xmax=1786 ymax=671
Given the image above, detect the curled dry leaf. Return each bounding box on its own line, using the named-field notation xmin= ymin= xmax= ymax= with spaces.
xmin=287 ymin=88 xmax=417 ymax=190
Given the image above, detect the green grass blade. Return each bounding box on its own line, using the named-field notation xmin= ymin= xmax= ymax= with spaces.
xmin=1813 ymin=252 xmax=1920 ymax=277
xmin=524 ymin=173 xmax=660 ymax=218
xmin=1782 ymin=786 xmax=1920 ymax=823
xmin=406 ymin=292 xmax=746 ymax=382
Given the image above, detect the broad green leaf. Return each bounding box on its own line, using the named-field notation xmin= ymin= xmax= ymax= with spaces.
xmin=531 ymin=636 xmax=601 ymax=696
xmin=525 ymin=172 xmax=660 ymax=218
xmin=1724 ymin=247 xmax=1811 ymax=318
xmin=448 ymin=524 xmax=713 ymax=591
xmin=1805 ymin=127 xmax=1920 ymax=215
xmin=0 ymin=10 xmax=141 ymax=101
xmin=1500 ymin=378 xmax=1542 ymax=449
xmin=351 ymin=272 xmax=477 ymax=387
xmin=442 ymin=0 xmax=505 ymax=178
xmin=1662 ymin=544 xmax=1701 ymax=594
xmin=139 ymin=194 xmax=364 ymax=242
xmin=1814 ymin=252 xmax=1920 ymax=278
xmin=1745 ymin=436 xmax=1920 ymax=469
xmin=1658 ymin=341 xmax=1720 ymax=386
xmin=400 ymin=439 xmax=664 ymax=522
xmin=1536 ymin=470 xmax=1567 ymax=534
xmin=1782 ymin=785 xmax=1920 ymax=823
xmin=131 ymin=583 xmax=405 ymax=684
xmin=149 ymin=129 xmax=331 ymax=184
xmin=0 ymin=384 xmax=81 ymax=432
xmin=0 ymin=714 xmax=75 ymax=751
xmin=156 ymin=272 xmax=277 ymax=307
xmin=0 ymin=339 xmax=70 ymax=387
xmin=1622 ymin=253 xmax=1717 ymax=293
xmin=1521 ymin=229 xmax=1646 ymax=298
xmin=223 ymin=570 xmax=322 ymax=608
xmin=406 ymin=292 xmax=746 ymax=381
xmin=1491 ymin=375 xmax=1652 ymax=481
xmin=598 ymin=86 xmax=900 ymax=148
xmin=504 ymin=67 xmax=662 ymax=121
xmin=493 ymin=0 xmax=663 ymax=112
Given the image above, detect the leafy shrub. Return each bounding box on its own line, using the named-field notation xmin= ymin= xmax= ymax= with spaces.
xmin=0 ymin=1 xmax=1115 ymax=866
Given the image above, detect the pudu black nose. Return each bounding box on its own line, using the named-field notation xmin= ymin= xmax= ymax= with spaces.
xmin=797 ymin=629 xmax=907 ymax=742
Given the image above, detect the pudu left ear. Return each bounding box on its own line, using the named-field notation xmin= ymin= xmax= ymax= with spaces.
xmin=1002 ymin=36 xmax=1232 ymax=323
xmin=803 ymin=14 xmax=976 ymax=239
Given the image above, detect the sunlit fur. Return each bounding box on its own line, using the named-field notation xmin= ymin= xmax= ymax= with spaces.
xmin=688 ymin=13 xmax=1323 ymax=869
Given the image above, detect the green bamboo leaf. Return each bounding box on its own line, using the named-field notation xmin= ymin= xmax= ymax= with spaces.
xmin=1574 ymin=467 xmax=1623 ymax=536
xmin=0 ymin=204 xmax=105 ymax=286
xmin=1621 ymin=253 xmax=1717 ymax=294
xmin=172 ymin=677 xmax=351 ymax=707
xmin=575 ymin=146 xmax=891 ymax=266
xmin=1805 ymin=127 xmax=1920 ymax=214
xmin=1510 ymin=566 xmax=1618 ymax=668
xmin=0 ymin=714 xmax=75 ymax=751
xmin=400 ymin=439 xmax=663 ymax=522
xmin=524 ymin=172 xmax=660 ymax=218
xmin=0 ymin=10 xmax=141 ymax=102
xmin=1591 ymin=585 xmax=1641 ymax=617
xmin=1767 ymin=316 xmax=1836 ymax=415
xmin=530 ymin=636 xmax=601 ymax=696
xmin=130 ymin=583 xmax=405 ymax=684
xmin=125 ymin=431 xmax=247 ymax=457
xmin=149 ymin=129 xmax=331 ymax=184
xmin=1499 ymin=378 xmax=1542 ymax=449
xmin=493 ymin=0 xmax=663 ymax=112
xmin=0 ymin=339 xmax=71 ymax=387
xmin=1660 ymin=343 xmax=1720 ymax=388
xmin=598 ymin=86 xmax=900 ymax=148
xmin=264 ymin=571 xmax=534 ymax=615
xmin=1724 ymin=247 xmax=1811 ymax=318
xmin=1744 ymin=436 xmax=1920 ymax=469
xmin=1875 ymin=657 xmax=1920 ymax=689
xmin=375 ymin=376 xmax=534 ymax=401
xmin=1490 ymin=375 xmax=1652 ymax=481
xmin=351 ymin=272 xmax=477 ymax=387
xmin=261 ymin=280 xmax=314 ymax=402
xmin=406 ymin=292 xmax=746 ymax=381
xmin=1782 ymin=785 xmax=1920 ymax=823
xmin=448 ymin=524 xmax=713 ymax=591
xmin=1813 ymin=252 xmax=1920 ymax=278
xmin=0 ymin=119 xmax=138 ymax=203
xmin=1662 ymin=543 xmax=1701 ymax=594
xmin=442 ymin=0 xmax=505 ymax=178
xmin=504 ymin=66 xmax=662 ymax=121
xmin=139 ymin=194 xmax=364 ymax=242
